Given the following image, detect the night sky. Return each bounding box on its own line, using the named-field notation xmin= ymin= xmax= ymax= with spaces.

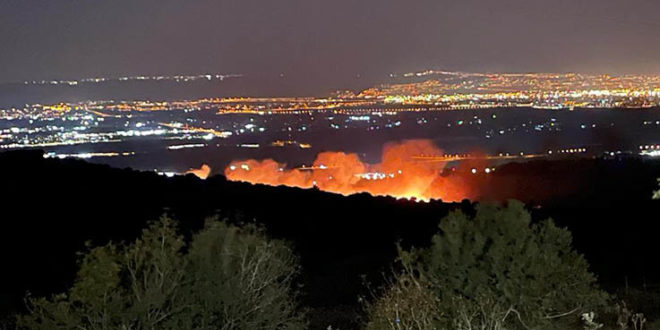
xmin=2 ymin=0 xmax=660 ymax=90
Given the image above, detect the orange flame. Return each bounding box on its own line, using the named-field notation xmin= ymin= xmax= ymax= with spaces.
xmin=225 ymin=140 xmax=473 ymax=202
xmin=187 ymin=164 xmax=211 ymax=180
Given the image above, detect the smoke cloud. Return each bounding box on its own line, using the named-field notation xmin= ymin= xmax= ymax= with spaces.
xmin=187 ymin=164 xmax=211 ymax=180
xmin=225 ymin=140 xmax=476 ymax=202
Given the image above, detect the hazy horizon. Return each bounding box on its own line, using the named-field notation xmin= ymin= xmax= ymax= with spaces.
xmin=2 ymin=0 xmax=660 ymax=92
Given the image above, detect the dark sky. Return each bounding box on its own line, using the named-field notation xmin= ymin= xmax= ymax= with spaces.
xmin=1 ymin=0 xmax=660 ymax=88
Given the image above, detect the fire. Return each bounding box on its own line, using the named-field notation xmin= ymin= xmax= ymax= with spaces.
xmin=186 ymin=164 xmax=211 ymax=180
xmin=224 ymin=140 xmax=474 ymax=202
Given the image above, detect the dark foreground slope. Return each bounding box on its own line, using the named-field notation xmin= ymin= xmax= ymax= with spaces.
xmin=1 ymin=150 xmax=660 ymax=327
xmin=0 ymin=150 xmax=460 ymax=327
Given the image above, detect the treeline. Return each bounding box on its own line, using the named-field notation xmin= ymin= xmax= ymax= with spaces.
xmin=9 ymin=202 xmax=658 ymax=329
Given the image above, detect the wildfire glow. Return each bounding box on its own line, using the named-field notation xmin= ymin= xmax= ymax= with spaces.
xmin=225 ymin=140 xmax=478 ymax=202
xmin=186 ymin=164 xmax=211 ymax=180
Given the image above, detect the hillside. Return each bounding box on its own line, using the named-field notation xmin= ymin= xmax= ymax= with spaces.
xmin=1 ymin=150 xmax=660 ymax=327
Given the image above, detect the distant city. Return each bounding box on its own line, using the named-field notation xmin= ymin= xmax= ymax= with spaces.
xmin=1 ymin=70 xmax=660 ymax=176
xmin=4 ymin=70 xmax=660 ymax=118
xmin=10 ymin=73 xmax=243 ymax=87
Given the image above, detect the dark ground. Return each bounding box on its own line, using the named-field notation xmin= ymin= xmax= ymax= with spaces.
xmin=1 ymin=150 xmax=659 ymax=328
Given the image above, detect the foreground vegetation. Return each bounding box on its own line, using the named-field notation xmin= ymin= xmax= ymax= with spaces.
xmin=365 ymin=201 xmax=609 ymax=329
xmin=17 ymin=217 xmax=306 ymax=330
xmin=364 ymin=201 xmax=657 ymax=330
xmin=12 ymin=202 xmax=659 ymax=329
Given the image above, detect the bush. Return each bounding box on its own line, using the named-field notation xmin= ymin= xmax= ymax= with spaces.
xmin=366 ymin=201 xmax=608 ymax=330
xmin=17 ymin=216 xmax=306 ymax=330
xmin=364 ymin=266 xmax=440 ymax=330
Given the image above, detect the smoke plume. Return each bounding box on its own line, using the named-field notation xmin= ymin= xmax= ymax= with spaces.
xmin=225 ymin=140 xmax=475 ymax=202
xmin=187 ymin=164 xmax=211 ymax=180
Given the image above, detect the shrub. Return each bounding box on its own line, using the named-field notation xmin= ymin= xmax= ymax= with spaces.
xmin=364 ymin=266 xmax=440 ymax=330
xmin=18 ymin=216 xmax=306 ymax=330
xmin=366 ymin=201 xmax=608 ymax=329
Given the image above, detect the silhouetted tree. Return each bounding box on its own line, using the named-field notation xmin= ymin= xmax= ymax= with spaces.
xmin=175 ymin=219 xmax=305 ymax=329
xmin=17 ymin=216 xmax=306 ymax=330
xmin=366 ymin=201 xmax=607 ymax=330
